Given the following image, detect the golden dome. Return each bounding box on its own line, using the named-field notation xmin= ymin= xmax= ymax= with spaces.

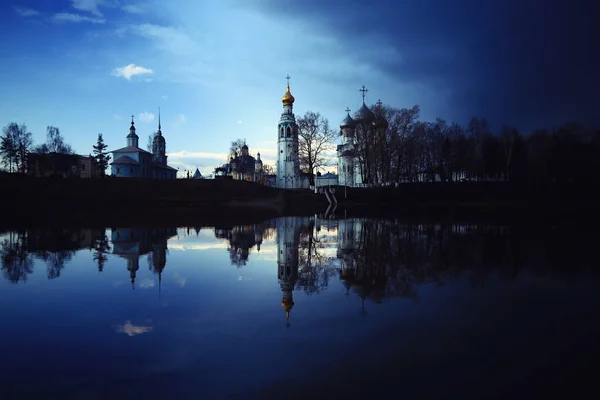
xmin=281 ymin=298 xmax=294 ymax=312
xmin=282 ymin=83 xmax=295 ymax=105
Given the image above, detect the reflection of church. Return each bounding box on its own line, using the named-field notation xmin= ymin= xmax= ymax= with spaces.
xmin=216 ymin=223 xmax=266 ymax=267
xmin=111 ymin=228 xmax=178 ymax=289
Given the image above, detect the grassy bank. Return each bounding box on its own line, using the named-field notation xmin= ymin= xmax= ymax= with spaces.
xmin=1 ymin=175 xmax=598 ymax=228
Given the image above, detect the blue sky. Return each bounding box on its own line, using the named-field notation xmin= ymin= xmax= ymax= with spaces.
xmin=1 ymin=0 xmax=598 ymax=176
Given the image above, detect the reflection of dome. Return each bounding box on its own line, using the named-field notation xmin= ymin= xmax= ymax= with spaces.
xmin=354 ymin=103 xmax=375 ymax=125
xmin=340 ymin=112 xmax=356 ymax=130
xmin=282 ymin=84 xmax=295 ymax=105
xmin=281 ymin=298 xmax=294 ymax=320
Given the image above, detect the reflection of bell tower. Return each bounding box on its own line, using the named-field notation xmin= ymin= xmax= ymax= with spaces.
xmin=276 ymin=216 xmax=308 ymax=326
xmin=152 ymin=242 xmax=167 ymax=297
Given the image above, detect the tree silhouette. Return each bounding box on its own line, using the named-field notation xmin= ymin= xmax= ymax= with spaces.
xmin=0 ymin=122 xmax=33 ymax=173
xmin=92 ymin=133 xmax=110 ymax=177
xmin=93 ymin=232 xmax=111 ymax=272
xmin=0 ymin=232 xmax=34 ymax=283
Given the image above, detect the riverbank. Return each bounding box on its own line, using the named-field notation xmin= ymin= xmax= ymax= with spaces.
xmin=1 ymin=175 xmax=598 ymax=228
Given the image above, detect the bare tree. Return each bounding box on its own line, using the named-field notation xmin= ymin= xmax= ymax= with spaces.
xmin=229 ymin=138 xmax=246 ymax=159
xmin=262 ymin=164 xmax=275 ymax=175
xmin=44 ymin=126 xmax=73 ymax=154
xmin=147 ymin=131 xmax=157 ymax=152
xmin=297 ymin=111 xmax=337 ymax=184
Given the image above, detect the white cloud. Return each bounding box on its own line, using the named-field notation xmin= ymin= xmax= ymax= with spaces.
xmin=13 ymin=6 xmax=39 ymax=17
xmin=168 ymin=151 xmax=227 ymax=160
xmin=138 ymin=278 xmax=155 ymax=289
xmin=138 ymin=112 xmax=155 ymax=123
xmin=131 ymin=24 xmax=202 ymax=56
xmin=113 ymin=113 xmax=121 ymax=120
xmin=122 ymin=3 xmax=147 ymax=14
xmin=51 ymin=13 xmax=105 ymax=24
xmin=173 ymin=114 xmax=186 ymax=127
xmin=115 ymin=321 xmax=153 ymax=337
xmin=112 ymin=63 xmax=153 ymax=80
xmin=70 ymin=0 xmax=108 ymax=17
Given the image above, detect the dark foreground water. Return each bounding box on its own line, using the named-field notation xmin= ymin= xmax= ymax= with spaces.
xmin=0 ymin=217 xmax=598 ymax=399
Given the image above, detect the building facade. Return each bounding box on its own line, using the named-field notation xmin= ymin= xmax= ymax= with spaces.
xmin=27 ymin=153 xmax=100 ymax=178
xmin=110 ymin=114 xmax=177 ymax=179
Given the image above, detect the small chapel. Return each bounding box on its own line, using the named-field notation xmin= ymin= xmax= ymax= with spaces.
xmin=225 ymin=142 xmax=264 ymax=183
xmin=110 ymin=113 xmax=177 ymax=179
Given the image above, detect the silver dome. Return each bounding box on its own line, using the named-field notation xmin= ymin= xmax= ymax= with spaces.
xmin=354 ymin=102 xmax=375 ymax=125
xmin=340 ymin=113 xmax=356 ymax=130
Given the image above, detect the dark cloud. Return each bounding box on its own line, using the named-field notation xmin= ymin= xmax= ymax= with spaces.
xmin=237 ymin=0 xmax=600 ymax=131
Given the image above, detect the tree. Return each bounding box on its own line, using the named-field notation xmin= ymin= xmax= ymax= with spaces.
xmin=93 ymin=133 xmax=111 ymax=177
xmin=229 ymin=138 xmax=246 ymax=159
xmin=263 ymin=164 xmax=275 ymax=175
xmin=147 ymin=131 xmax=157 ymax=152
xmin=44 ymin=126 xmax=73 ymax=154
xmin=297 ymin=111 xmax=337 ymax=185
xmin=0 ymin=122 xmax=33 ymax=173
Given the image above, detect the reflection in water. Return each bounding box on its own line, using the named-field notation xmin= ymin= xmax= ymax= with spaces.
xmin=0 ymin=218 xmax=599 ymax=397
xmin=111 ymin=228 xmax=178 ymax=291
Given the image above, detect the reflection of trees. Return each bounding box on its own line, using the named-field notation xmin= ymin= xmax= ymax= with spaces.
xmin=93 ymin=233 xmax=111 ymax=272
xmin=0 ymin=232 xmax=34 ymax=283
xmin=297 ymin=221 xmax=338 ymax=295
xmin=0 ymin=228 xmax=106 ymax=282
xmin=336 ymin=219 xmax=599 ymax=309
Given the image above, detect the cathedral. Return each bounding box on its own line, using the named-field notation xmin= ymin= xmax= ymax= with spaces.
xmin=276 ymin=76 xmax=310 ymax=189
xmin=110 ymin=113 xmax=177 ymax=179
xmin=336 ymin=86 xmax=387 ymax=187
xmin=227 ymin=143 xmax=264 ymax=183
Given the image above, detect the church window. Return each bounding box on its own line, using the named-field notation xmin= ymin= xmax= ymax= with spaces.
xmin=286 ymin=126 xmax=291 ymax=137
xmin=116 ymin=167 xmax=120 ymax=174
xmin=280 ymin=127 xmax=284 ymax=137
xmin=130 ymin=168 xmax=133 ymax=174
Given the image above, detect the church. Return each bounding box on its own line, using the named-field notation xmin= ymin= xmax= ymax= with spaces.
xmin=110 ymin=113 xmax=177 ymax=179
xmin=336 ymin=86 xmax=387 ymax=188
xmin=227 ymin=143 xmax=264 ymax=183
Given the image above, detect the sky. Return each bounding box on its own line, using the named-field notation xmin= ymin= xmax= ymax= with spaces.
xmin=1 ymin=0 xmax=598 ymax=176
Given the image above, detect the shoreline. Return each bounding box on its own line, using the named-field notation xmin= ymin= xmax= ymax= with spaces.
xmin=1 ymin=175 xmax=598 ymax=228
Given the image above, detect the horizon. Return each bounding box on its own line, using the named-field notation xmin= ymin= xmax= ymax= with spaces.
xmin=1 ymin=0 xmax=598 ymax=177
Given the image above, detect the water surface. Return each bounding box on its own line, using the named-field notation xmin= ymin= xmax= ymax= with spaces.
xmin=0 ymin=218 xmax=598 ymax=399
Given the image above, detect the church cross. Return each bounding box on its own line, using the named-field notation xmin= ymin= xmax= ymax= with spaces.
xmin=131 ymin=115 xmax=135 ymax=124
xmin=359 ymin=85 xmax=369 ymax=102
xmin=285 ymin=74 xmax=291 ymax=85
xmin=376 ymin=99 xmax=383 ymax=108
xmin=345 ymin=107 xmax=351 ymax=114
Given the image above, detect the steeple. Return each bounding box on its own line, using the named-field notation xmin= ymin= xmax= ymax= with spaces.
xmin=157 ymin=107 xmax=162 ymax=135
xmin=126 ymin=115 xmax=139 ymax=147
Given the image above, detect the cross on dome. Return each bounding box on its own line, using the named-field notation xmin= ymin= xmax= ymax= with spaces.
xmin=359 ymin=85 xmax=369 ymax=102
xmin=345 ymin=107 xmax=351 ymax=114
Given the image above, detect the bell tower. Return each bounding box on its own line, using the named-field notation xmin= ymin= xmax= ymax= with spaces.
xmin=276 ymin=75 xmax=300 ymax=189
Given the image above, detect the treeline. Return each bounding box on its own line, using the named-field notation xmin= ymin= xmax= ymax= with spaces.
xmin=0 ymin=122 xmax=110 ymax=176
xmin=352 ymin=104 xmax=600 ymax=184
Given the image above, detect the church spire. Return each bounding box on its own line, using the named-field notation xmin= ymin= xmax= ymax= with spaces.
xmin=359 ymin=85 xmax=369 ymax=104
xmin=157 ymin=107 xmax=162 ymax=135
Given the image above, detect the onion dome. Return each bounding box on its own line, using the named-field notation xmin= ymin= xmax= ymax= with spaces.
xmin=282 ymin=83 xmax=295 ymax=105
xmin=340 ymin=111 xmax=356 ymax=130
xmin=354 ymin=102 xmax=376 ymax=125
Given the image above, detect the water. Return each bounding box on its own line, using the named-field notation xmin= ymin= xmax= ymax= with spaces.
xmin=0 ymin=218 xmax=598 ymax=399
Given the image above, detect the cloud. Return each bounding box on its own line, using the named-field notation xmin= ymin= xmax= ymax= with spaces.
xmin=169 ymin=243 xmax=229 ymax=251
xmin=12 ymin=6 xmax=39 ymax=17
xmin=161 ymin=95 xmax=168 ymax=100
xmin=240 ymin=0 xmax=600 ymax=130
xmin=113 ymin=113 xmax=121 ymax=120
xmin=112 ymin=64 xmax=153 ymax=80
xmin=172 ymin=114 xmax=186 ymax=127
xmin=130 ymin=24 xmax=201 ymax=56
xmin=115 ymin=321 xmax=153 ymax=337
xmin=70 ymin=0 xmax=108 ymax=17
xmin=138 ymin=278 xmax=155 ymax=289
xmin=138 ymin=112 xmax=155 ymax=123
xmin=51 ymin=13 xmax=105 ymax=24
xmin=122 ymin=3 xmax=147 ymax=14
